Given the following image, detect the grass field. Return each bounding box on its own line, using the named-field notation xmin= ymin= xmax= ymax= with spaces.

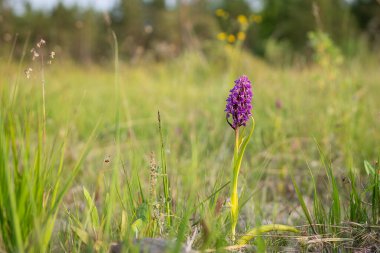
xmin=0 ymin=39 xmax=379 ymax=252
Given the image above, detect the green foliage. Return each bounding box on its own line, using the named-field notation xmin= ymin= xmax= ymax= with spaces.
xmin=260 ymin=0 xmax=356 ymax=52
xmin=230 ymin=118 xmax=255 ymax=240
xmin=350 ymin=0 xmax=380 ymax=45
xmin=1 ymin=0 xmax=380 ymax=63
xmin=158 ymin=111 xmax=172 ymax=227
xmin=308 ymin=31 xmax=343 ymax=70
xmin=1 ymin=36 xmax=380 ymax=251
xmin=364 ymin=160 xmax=380 ymax=224
xmin=292 ymin=151 xmax=379 ymax=240
xmin=291 ymin=175 xmax=316 ymax=234
xmin=0 ymin=90 xmax=95 ymax=252
xmin=260 ymin=0 xmax=315 ymax=49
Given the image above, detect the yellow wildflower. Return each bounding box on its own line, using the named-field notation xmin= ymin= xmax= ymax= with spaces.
xmin=237 ymin=32 xmax=246 ymax=41
xmin=227 ymin=34 xmax=236 ymax=43
xmin=237 ymin=15 xmax=248 ymax=26
xmin=217 ymin=32 xmax=227 ymax=41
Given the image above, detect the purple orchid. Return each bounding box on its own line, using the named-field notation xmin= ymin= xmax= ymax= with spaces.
xmin=225 ymin=75 xmax=253 ymax=129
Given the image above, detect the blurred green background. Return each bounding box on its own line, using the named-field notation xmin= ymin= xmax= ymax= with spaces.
xmin=1 ymin=0 xmax=380 ymax=64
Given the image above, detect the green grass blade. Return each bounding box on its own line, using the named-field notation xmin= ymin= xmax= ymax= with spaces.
xmin=237 ymin=224 xmax=299 ymax=245
xmin=291 ymin=175 xmax=317 ymax=234
xmin=83 ymin=187 xmax=100 ymax=229
xmin=315 ymin=141 xmax=341 ymax=229
xmin=158 ymin=111 xmax=171 ymax=226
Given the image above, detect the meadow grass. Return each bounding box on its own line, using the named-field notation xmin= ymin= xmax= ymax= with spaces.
xmin=0 ymin=40 xmax=379 ymax=252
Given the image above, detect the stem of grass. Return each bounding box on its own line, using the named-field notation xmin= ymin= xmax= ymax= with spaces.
xmin=40 ymin=52 xmax=46 ymax=143
xmin=158 ymin=111 xmax=171 ymax=227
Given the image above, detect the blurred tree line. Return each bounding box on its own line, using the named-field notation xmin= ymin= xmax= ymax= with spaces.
xmin=0 ymin=0 xmax=379 ymax=63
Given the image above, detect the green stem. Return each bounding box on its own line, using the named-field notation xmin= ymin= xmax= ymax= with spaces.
xmin=234 ymin=128 xmax=239 ymax=159
xmin=231 ymin=128 xmax=240 ymax=242
xmin=230 ymin=118 xmax=255 ymax=242
xmin=158 ymin=111 xmax=171 ymax=226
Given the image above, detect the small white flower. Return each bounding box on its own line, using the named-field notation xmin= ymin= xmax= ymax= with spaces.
xmin=32 ymin=51 xmax=39 ymax=60
xmin=25 ymin=67 xmax=33 ymax=79
xmin=37 ymin=38 xmax=46 ymax=48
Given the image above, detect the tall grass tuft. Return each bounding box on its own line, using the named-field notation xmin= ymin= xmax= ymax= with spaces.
xmin=292 ymin=147 xmax=380 ymax=250
xmin=0 ymin=90 xmax=96 ymax=252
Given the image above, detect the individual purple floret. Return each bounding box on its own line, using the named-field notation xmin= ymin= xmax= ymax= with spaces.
xmin=225 ymin=75 xmax=253 ymax=130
